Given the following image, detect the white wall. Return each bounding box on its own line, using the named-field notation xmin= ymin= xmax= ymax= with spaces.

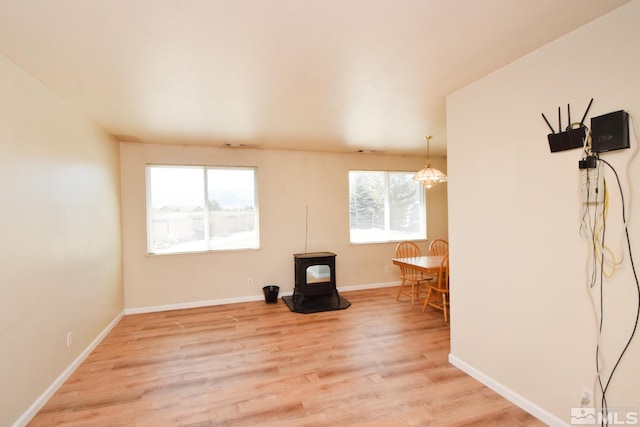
xmin=447 ymin=1 xmax=639 ymax=425
xmin=120 ymin=142 xmax=448 ymax=309
xmin=0 ymin=54 xmax=123 ymax=427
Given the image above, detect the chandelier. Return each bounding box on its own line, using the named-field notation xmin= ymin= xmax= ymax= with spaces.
xmin=413 ymin=135 xmax=447 ymax=189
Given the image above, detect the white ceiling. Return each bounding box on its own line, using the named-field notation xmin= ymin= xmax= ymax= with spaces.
xmin=0 ymin=0 xmax=629 ymax=156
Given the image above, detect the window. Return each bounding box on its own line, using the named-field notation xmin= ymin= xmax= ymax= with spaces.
xmin=146 ymin=165 xmax=259 ymax=254
xmin=349 ymin=170 xmax=425 ymax=244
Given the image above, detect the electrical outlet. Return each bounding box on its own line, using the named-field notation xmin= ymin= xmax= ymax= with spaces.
xmin=581 ymin=166 xmax=604 ymax=204
xmin=247 ymin=277 xmax=253 ymax=286
xmin=66 ymin=331 xmax=73 ymax=348
xmin=384 ymin=266 xmax=389 ymax=273
xmin=581 ymin=386 xmax=594 ymax=407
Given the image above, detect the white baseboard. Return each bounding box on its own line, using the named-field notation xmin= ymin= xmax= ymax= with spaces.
xmin=125 ymin=281 xmax=398 ymax=315
xmin=12 ymin=311 xmax=125 ymax=427
xmin=339 ymin=281 xmax=398 ymax=292
xmin=124 ymin=294 xmax=269 ymax=315
xmin=448 ymin=353 xmax=570 ymax=427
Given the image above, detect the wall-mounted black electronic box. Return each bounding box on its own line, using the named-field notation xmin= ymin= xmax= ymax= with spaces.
xmin=548 ymin=127 xmax=586 ymax=152
xmin=543 ymin=100 xmax=591 ymax=153
xmin=591 ymin=110 xmax=629 ymax=153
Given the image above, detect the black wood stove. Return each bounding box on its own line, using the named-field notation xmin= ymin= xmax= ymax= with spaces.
xmin=282 ymin=252 xmax=351 ymax=314
xmin=293 ymin=252 xmax=338 ymax=304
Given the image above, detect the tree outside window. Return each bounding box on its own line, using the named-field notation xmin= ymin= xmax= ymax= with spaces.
xmin=349 ymin=171 xmax=426 ymax=243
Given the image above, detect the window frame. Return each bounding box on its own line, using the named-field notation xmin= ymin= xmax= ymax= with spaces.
xmin=145 ymin=163 xmax=260 ymax=255
xmin=348 ymin=170 xmax=426 ymax=244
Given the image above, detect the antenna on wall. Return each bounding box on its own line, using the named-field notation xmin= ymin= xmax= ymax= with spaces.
xmin=304 ymin=205 xmax=309 ymax=254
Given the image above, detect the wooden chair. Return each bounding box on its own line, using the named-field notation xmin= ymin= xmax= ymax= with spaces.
xmin=422 ymin=253 xmax=450 ymax=322
xmin=429 ymin=238 xmax=449 ymax=256
xmin=394 ymin=241 xmax=432 ymax=307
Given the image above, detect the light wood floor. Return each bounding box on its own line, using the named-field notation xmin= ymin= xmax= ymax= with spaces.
xmin=30 ymin=287 xmax=544 ymax=426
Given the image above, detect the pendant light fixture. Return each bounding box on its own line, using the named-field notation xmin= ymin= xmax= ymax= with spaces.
xmin=413 ymin=135 xmax=447 ymax=189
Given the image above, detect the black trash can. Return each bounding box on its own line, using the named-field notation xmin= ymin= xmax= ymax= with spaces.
xmin=263 ymin=285 xmax=280 ymax=304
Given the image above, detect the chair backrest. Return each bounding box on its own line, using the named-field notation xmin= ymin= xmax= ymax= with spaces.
xmin=435 ymin=253 xmax=450 ymax=291
xmin=429 ymin=239 xmax=449 ymax=256
xmin=395 ymin=241 xmax=423 ymax=279
xmin=395 ymin=241 xmax=421 ymax=258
